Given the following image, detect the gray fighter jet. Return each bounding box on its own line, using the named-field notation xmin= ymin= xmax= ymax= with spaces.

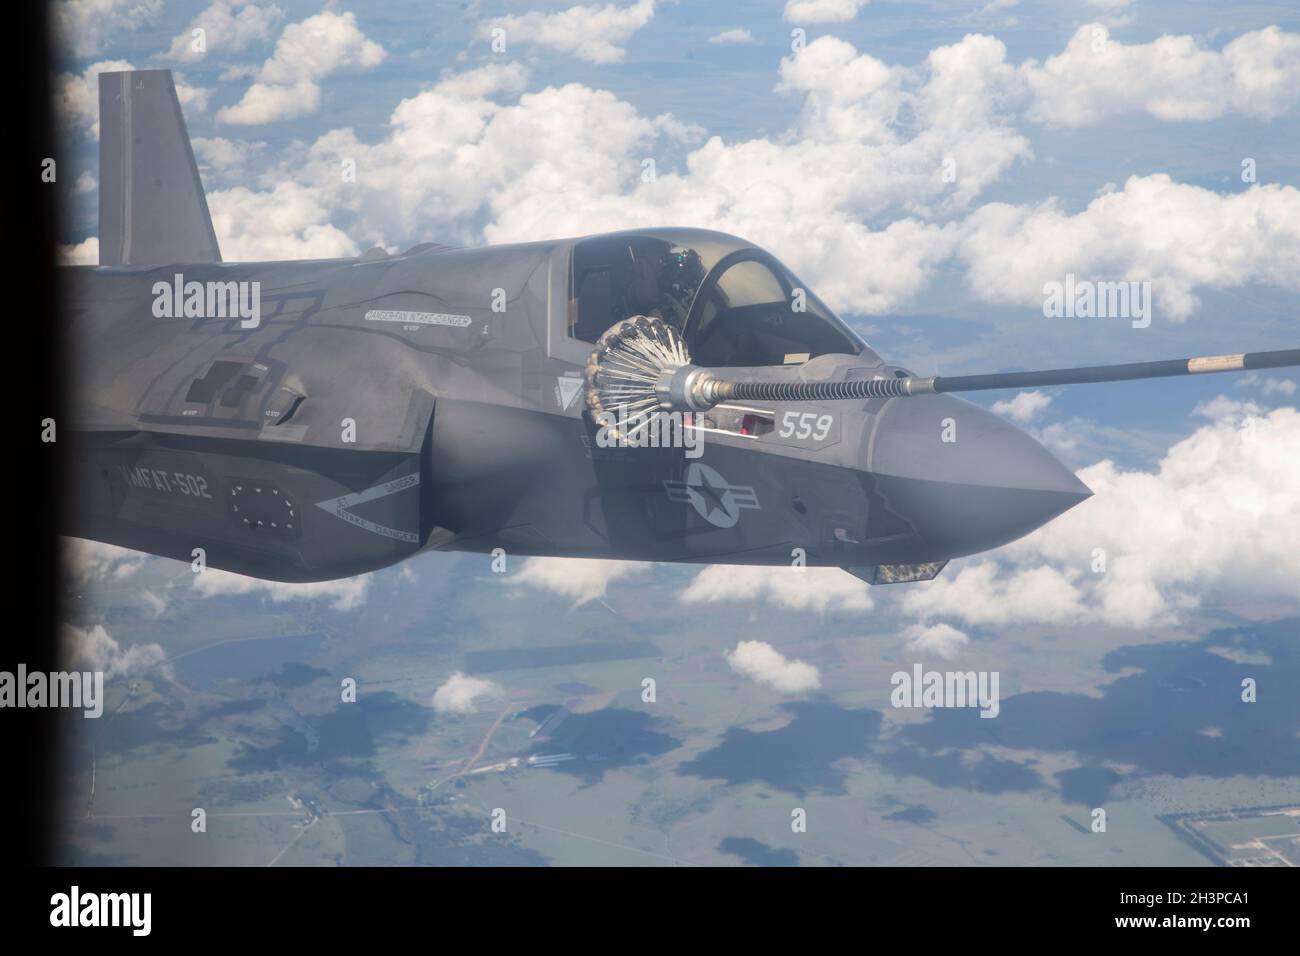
xmin=63 ymin=71 xmax=1300 ymax=586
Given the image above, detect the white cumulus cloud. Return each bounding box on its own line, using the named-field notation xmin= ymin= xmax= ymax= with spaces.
xmin=993 ymin=390 xmax=1053 ymax=423
xmin=431 ymin=672 xmax=503 ymax=714
xmin=1022 ymin=24 xmax=1300 ymax=125
xmin=218 ymin=11 xmax=385 ymax=125
xmin=899 ymin=562 xmax=1087 ymax=629
xmin=1237 ymin=372 xmax=1297 ymax=397
xmin=709 ymin=28 xmax=755 ymax=45
xmin=190 ymin=568 xmax=372 ymax=610
xmin=55 ymin=0 xmax=163 ymax=57
xmin=207 ymin=182 xmax=360 ymax=260
xmin=482 ymin=0 xmax=655 ymax=65
xmin=902 ymin=622 xmax=970 ymax=659
xmin=166 ymin=0 xmax=285 ymax=62
xmin=63 ymin=538 xmax=151 ymax=582
xmin=899 ymin=404 xmax=1300 ymax=630
xmin=682 ymin=565 xmax=872 ymax=612
xmin=62 ymin=624 xmax=169 ymax=679
xmin=158 ymin=26 xmax=1300 ymax=320
xmin=514 ymin=556 xmax=645 ymax=606
xmin=783 ymin=0 xmax=868 ymax=24
xmin=957 ymin=176 xmax=1300 ymax=321
xmin=726 ymin=640 xmax=821 ymax=693
xmin=58 ymin=239 xmax=100 ymax=265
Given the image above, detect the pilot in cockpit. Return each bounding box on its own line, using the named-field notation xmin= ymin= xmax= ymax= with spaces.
xmin=624 ymin=245 xmax=704 ymax=331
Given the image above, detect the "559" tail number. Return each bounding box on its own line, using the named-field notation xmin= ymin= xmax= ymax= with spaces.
xmin=778 ymin=411 xmax=833 ymax=442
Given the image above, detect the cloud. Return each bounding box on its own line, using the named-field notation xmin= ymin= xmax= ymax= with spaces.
xmin=61 ymin=539 xmax=370 ymax=613
xmin=1022 ymin=24 xmax=1300 ymax=125
xmin=899 ymin=404 xmax=1300 ymax=629
xmin=170 ymin=27 xmax=1300 ymax=315
xmin=218 ymin=11 xmax=385 ymax=124
xmin=58 ymin=59 xmax=131 ymax=139
xmin=993 ymin=390 xmax=1052 ymax=423
xmin=1030 ymin=416 xmax=1165 ymax=469
xmin=682 ymin=565 xmax=872 ymax=612
xmin=899 ymin=562 xmax=1087 ymax=629
xmin=192 ymin=136 xmax=269 ymax=180
xmin=709 ymin=28 xmax=755 ymax=46
xmin=58 ymin=60 xmax=210 ymax=139
xmin=59 ymin=238 xmax=100 ymax=265
xmin=431 ymin=672 xmax=503 ymax=714
xmin=139 ymin=590 xmax=168 ymax=616
xmin=54 ymin=0 xmax=163 ymax=57
xmin=203 ymin=33 xmax=1031 ymax=296
xmin=482 ymin=0 xmax=655 ymax=65
xmin=783 ymin=0 xmax=868 ymax=24
xmin=902 ymin=622 xmax=970 ymax=659
xmin=165 ymin=1 xmax=285 ymax=62
xmin=190 ymin=568 xmax=372 ymax=610
xmin=1191 ymin=396 xmax=1264 ymax=422
xmin=1237 ymin=372 xmax=1297 ymax=397
xmin=207 ymin=182 xmax=360 ymax=260
xmin=726 ymin=640 xmax=821 ymax=693
xmin=956 ymin=176 xmax=1300 ymax=320
xmin=395 ymin=37 xmax=1021 ymax=310
xmin=219 ymin=82 xmax=318 ymax=125
xmin=62 ymin=624 xmax=169 ymax=679
xmin=63 ymin=538 xmax=151 ymax=582
xmin=514 ymin=556 xmax=645 ymax=606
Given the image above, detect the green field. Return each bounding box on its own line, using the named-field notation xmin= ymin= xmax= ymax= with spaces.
xmin=53 ymin=552 xmax=1300 ymax=866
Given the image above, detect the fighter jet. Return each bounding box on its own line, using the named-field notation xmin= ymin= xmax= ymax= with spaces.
xmin=63 ymin=70 xmax=1300 ymax=586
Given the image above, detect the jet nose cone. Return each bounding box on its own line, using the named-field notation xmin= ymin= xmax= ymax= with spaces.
xmin=868 ymin=394 xmax=1091 ymax=559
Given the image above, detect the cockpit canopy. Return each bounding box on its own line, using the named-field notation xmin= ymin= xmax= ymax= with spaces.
xmin=568 ymin=229 xmax=873 ymax=367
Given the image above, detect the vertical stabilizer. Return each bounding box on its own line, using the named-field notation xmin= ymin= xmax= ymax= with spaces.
xmin=98 ymin=69 xmax=221 ymax=266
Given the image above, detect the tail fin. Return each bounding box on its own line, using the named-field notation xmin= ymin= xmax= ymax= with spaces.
xmin=98 ymin=69 xmax=221 ymax=267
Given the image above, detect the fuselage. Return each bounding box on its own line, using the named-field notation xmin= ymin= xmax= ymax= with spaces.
xmin=62 ymin=228 xmax=1089 ymax=582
